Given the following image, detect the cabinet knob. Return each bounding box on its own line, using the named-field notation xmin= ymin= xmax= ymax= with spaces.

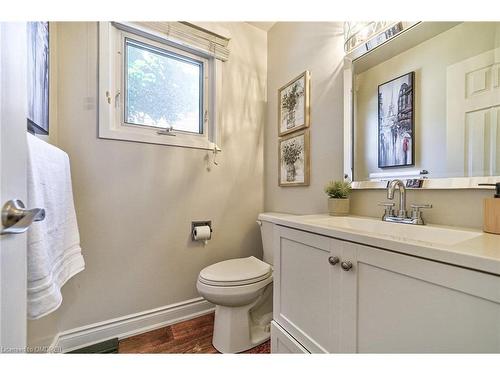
xmin=341 ymin=261 xmax=353 ymax=271
xmin=328 ymin=256 xmax=340 ymax=266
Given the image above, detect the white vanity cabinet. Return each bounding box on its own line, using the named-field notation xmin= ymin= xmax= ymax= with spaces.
xmin=272 ymin=225 xmax=500 ymax=353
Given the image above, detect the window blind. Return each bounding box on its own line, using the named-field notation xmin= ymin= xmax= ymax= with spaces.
xmin=111 ymin=21 xmax=231 ymax=61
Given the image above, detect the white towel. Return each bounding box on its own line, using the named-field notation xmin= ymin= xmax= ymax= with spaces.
xmin=27 ymin=133 xmax=85 ymax=319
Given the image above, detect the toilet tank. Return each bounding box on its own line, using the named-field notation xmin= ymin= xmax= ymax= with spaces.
xmin=259 ymin=218 xmax=274 ymax=266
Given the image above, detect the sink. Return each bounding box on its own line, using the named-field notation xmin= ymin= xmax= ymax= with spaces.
xmin=302 ymin=216 xmax=482 ymax=247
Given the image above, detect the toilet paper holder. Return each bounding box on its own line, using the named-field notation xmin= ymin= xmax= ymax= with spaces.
xmin=191 ymin=221 xmax=212 ymax=241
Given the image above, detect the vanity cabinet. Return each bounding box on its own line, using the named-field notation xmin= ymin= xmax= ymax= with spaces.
xmin=272 ymin=225 xmax=500 ymax=353
xmin=270 ymin=321 xmax=309 ymax=353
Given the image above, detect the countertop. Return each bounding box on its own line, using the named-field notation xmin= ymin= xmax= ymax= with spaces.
xmin=259 ymin=212 xmax=500 ymax=276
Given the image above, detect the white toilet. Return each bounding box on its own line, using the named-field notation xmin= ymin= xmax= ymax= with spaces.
xmin=196 ymin=217 xmax=274 ymax=353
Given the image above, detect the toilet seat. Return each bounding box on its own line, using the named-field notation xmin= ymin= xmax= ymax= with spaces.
xmin=199 ymin=256 xmax=271 ymax=287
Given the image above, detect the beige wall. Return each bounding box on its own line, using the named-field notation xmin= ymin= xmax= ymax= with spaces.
xmin=28 ymin=22 xmax=267 ymax=346
xmin=355 ymin=22 xmax=500 ymax=180
xmin=350 ymin=189 xmax=492 ymax=229
xmin=264 ymin=22 xmax=345 ymax=214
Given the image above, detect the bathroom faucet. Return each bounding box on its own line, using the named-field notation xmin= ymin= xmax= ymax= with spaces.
xmin=378 ymin=179 xmax=432 ymax=225
xmin=387 ymin=179 xmax=407 ymax=218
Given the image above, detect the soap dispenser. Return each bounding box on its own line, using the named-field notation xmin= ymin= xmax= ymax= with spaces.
xmin=479 ymin=183 xmax=500 ymax=235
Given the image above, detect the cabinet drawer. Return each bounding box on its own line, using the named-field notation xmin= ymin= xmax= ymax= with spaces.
xmin=271 ymin=321 xmax=309 ymax=353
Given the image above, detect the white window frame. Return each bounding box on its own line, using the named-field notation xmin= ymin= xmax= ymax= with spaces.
xmin=98 ymin=22 xmax=222 ymax=150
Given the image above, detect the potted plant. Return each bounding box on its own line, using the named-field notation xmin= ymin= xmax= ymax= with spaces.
xmin=324 ymin=180 xmax=352 ymax=216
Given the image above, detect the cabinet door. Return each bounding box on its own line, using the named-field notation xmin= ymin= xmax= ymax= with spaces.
xmin=273 ymin=226 xmax=341 ymax=353
xmin=342 ymin=243 xmax=500 ymax=353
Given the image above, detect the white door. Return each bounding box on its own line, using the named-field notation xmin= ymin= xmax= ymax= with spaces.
xmin=0 ymin=22 xmax=29 ymax=351
xmin=446 ymin=48 xmax=500 ymax=176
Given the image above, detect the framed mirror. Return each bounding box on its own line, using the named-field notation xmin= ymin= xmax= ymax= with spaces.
xmin=344 ymin=22 xmax=500 ymax=190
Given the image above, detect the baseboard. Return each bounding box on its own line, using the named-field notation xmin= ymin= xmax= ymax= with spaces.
xmin=51 ymin=297 xmax=214 ymax=353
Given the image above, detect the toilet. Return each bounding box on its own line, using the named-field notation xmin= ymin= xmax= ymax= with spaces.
xmin=196 ymin=216 xmax=274 ymax=353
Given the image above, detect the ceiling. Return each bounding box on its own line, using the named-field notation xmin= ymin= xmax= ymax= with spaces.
xmin=246 ymin=22 xmax=276 ymax=32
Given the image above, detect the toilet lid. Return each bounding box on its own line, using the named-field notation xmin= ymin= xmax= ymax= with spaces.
xmin=199 ymin=256 xmax=272 ymax=286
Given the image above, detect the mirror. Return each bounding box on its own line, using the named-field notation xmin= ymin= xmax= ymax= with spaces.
xmin=347 ymin=22 xmax=500 ymax=188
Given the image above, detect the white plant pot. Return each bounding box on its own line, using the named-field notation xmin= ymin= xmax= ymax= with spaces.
xmin=328 ymin=198 xmax=350 ymax=216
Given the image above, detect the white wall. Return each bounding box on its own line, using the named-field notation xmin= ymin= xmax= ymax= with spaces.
xmin=265 ymin=22 xmax=345 ymax=214
xmin=28 ymin=22 xmax=267 ymax=346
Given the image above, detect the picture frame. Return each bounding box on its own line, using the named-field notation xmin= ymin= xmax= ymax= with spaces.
xmin=27 ymin=21 xmax=50 ymax=135
xmin=278 ymin=70 xmax=310 ymax=136
xmin=377 ymin=71 xmax=414 ymax=168
xmin=279 ymin=129 xmax=310 ymax=187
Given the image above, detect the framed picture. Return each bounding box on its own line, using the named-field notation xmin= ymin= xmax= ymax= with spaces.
xmin=279 ymin=129 xmax=310 ymax=186
xmin=378 ymin=71 xmax=414 ymax=168
xmin=27 ymin=21 xmax=50 ymax=135
xmin=278 ymin=70 xmax=310 ymax=136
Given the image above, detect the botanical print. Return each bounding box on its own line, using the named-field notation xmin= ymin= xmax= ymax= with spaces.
xmin=281 ymin=80 xmax=304 ymax=129
xmin=279 ymin=71 xmax=309 ymax=136
xmin=279 ymin=130 xmax=309 ymax=186
xmin=27 ymin=22 xmax=49 ymax=134
xmin=378 ymin=72 xmax=414 ymax=168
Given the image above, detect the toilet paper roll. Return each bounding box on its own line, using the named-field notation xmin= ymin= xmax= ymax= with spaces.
xmin=193 ymin=225 xmax=211 ymax=241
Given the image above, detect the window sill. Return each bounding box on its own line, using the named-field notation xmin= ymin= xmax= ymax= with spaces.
xmin=98 ymin=125 xmax=218 ymax=151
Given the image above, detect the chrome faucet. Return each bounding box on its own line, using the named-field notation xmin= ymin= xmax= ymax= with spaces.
xmin=378 ymin=179 xmax=432 ymax=225
xmin=387 ymin=179 xmax=407 ymax=218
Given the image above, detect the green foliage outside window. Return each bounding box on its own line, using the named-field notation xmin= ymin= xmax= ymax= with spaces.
xmin=126 ymin=40 xmax=202 ymax=132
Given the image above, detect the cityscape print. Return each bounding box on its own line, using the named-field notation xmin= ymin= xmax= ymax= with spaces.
xmin=378 ymin=72 xmax=414 ymax=168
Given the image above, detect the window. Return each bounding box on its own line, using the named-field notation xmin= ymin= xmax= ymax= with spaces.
xmin=124 ymin=38 xmax=204 ymax=134
xmin=98 ymin=22 xmax=228 ymax=150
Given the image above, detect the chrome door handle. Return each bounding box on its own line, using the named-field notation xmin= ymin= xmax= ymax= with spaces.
xmin=341 ymin=261 xmax=353 ymax=271
xmin=1 ymin=199 xmax=45 ymax=235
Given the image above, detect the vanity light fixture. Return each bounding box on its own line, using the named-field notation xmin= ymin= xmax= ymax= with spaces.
xmin=343 ymin=21 xmax=404 ymax=54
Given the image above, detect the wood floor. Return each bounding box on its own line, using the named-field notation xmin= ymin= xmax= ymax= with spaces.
xmin=118 ymin=312 xmax=270 ymax=354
